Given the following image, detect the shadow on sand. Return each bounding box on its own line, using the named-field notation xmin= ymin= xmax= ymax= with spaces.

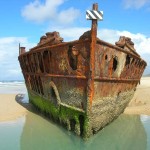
xmin=15 ymin=94 xmax=36 ymax=113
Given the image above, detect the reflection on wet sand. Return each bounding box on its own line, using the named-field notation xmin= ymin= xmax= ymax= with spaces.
xmin=85 ymin=115 xmax=147 ymax=150
xmin=20 ymin=111 xmax=82 ymax=150
xmin=20 ymin=112 xmax=147 ymax=150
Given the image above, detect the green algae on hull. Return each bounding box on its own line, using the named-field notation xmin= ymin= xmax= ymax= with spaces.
xmin=28 ymin=91 xmax=90 ymax=138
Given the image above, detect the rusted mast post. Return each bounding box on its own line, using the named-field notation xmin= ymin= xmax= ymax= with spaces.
xmin=87 ymin=3 xmax=98 ymax=112
xmin=84 ymin=3 xmax=99 ymax=138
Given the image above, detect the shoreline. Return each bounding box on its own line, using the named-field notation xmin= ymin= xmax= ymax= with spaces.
xmin=0 ymin=77 xmax=150 ymax=122
xmin=0 ymin=94 xmax=28 ymax=122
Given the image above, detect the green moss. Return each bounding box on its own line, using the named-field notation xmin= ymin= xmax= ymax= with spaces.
xmin=82 ymin=116 xmax=91 ymax=139
xmin=28 ymin=92 xmax=59 ymax=118
xmin=28 ymin=91 xmax=91 ymax=138
xmin=60 ymin=105 xmax=83 ymax=121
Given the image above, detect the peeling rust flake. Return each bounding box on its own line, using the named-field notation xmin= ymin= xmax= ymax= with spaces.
xmin=18 ymin=3 xmax=147 ymax=139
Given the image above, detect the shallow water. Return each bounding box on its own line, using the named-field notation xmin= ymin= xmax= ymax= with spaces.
xmin=0 ymin=112 xmax=150 ymax=150
xmin=0 ymin=82 xmax=150 ymax=150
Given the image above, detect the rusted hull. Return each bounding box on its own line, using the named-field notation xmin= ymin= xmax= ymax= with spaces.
xmin=91 ymin=87 xmax=135 ymax=133
xmin=18 ymin=34 xmax=146 ymax=138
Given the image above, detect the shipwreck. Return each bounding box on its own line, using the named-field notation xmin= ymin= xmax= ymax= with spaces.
xmin=18 ymin=3 xmax=147 ymax=138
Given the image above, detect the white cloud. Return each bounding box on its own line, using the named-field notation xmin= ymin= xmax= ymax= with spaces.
xmin=57 ymin=7 xmax=80 ymax=25
xmin=8 ymin=69 xmax=21 ymax=75
xmin=0 ymin=37 xmax=35 ymax=81
xmin=48 ymin=27 xmax=90 ymax=41
xmin=123 ymin=0 xmax=150 ymax=9
xmin=22 ymin=0 xmax=80 ymax=24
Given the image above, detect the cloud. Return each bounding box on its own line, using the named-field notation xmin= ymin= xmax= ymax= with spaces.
xmin=0 ymin=37 xmax=35 ymax=81
xmin=48 ymin=27 xmax=90 ymax=41
xmin=123 ymin=0 xmax=150 ymax=9
xmin=57 ymin=7 xmax=80 ymax=25
xmin=21 ymin=0 xmax=80 ymax=24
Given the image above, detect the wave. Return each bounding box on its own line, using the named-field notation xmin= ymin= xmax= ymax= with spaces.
xmin=0 ymin=81 xmax=27 ymax=94
xmin=0 ymin=81 xmax=25 ymax=86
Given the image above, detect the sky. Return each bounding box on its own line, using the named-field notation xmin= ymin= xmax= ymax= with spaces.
xmin=0 ymin=0 xmax=150 ymax=81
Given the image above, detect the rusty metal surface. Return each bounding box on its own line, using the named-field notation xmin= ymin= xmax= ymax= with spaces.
xmin=95 ymin=42 xmax=145 ymax=80
xmin=18 ymin=36 xmax=147 ymax=110
xmin=19 ymin=40 xmax=91 ymax=111
xmin=18 ymin=30 xmax=147 ymax=111
xmin=86 ymin=3 xmax=98 ymax=112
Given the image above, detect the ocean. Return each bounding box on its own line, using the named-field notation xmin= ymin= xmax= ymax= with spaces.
xmin=0 ymin=82 xmax=150 ymax=150
xmin=0 ymin=81 xmax=27 ymax=94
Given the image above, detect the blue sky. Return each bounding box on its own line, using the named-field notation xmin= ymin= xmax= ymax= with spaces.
xmin=0 ymin=0 xmax=150 ymax=81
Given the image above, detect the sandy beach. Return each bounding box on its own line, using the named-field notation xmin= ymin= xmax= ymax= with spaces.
xmin=0 ymin=94 xmax=27 ymax=122
xmin=124 ymin=77 xmax=150 ymax=115
xmin=0 ymin=77 xmax=150 ymax=122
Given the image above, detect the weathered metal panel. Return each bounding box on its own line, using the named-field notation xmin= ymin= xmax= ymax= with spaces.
xmin=95 ymin=41 xmax=146 ymax=80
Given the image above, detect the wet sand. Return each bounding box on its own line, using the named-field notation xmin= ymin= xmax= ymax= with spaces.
xmin=0 ymin=77 xmax=150 ymax=122
xmin=0 ymin=94 xmax=27 ymax=121
xmin=124 ymin=77 xmax=150 ymax=115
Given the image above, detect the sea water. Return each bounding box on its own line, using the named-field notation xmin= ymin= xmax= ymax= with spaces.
xmin=0 ymin=113 xmax=150 ymax=150
xmin=0 ymin=81 xmax=27 ymax=94
xmin=0 ymin=82 xmax=150 ymax=150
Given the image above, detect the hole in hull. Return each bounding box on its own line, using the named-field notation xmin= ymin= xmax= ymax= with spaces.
xmin=113 ymin=57 xmax=118 ymax=72
xmin=79 ymin=115 xmax=84 ymax=136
